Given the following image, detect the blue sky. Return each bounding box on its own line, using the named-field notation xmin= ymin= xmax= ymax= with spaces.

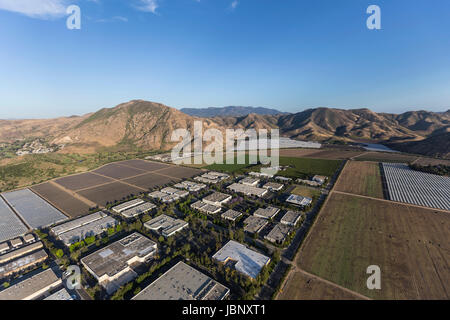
xmin=0 ymin=0 xmax=449 ymax=118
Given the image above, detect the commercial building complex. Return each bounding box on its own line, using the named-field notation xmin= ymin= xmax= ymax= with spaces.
xmin=194 ymin=172 xmax=230 ymax=184
xmin=44 ymin=288 xmax=73 ymax=300
xmin=149 ymin=187 xmax=189 ymax=203
xmin=221 ymin=209 xmax=243 ymax=222
xmin=0 ymin=249 xmax=48 ymax=278
xmin=144 ymin=214 xmax=188 ymax=237
xmin=240 ymin=177 xmax=260 ymax=186
xmin=173 ymin=181 xmax=206 ymax=192
xmin=280 ymin=210 xmax=303 ymax=227
xmin=133 ymin=261 xmax=229 ymax=300
xmin=253 ymin=207 xmax=280 ymax=220
xmin=286 ymin=194 xmax=312 ymax=207
xmin=227 ymin=183 xmax=268 ymax=197
xmin=264 ymin=224 xmax=292 ymax=244
xmin=111 ymin=199 xmax=144 ymax=213
xmin=51 ymin=212 xmax=117 ymax=246
xmin=119 ymin=202 xmax=156 ymax=218
xmin=202 ymin=192 xmax=232 ymax=207
xmin=0 ymin=241 xmax=44 ymax=264
xmin=243 ymin=216 xmax=268 ymax=234
xmin=212 ymin=240 xmax=270 ymax=279
xmin=191 ymin=201 xmax=222 ymax=215
xmin=81 ymin=233 xmax=157 ymax=294
xmin=262 ymin=182 xmax=284 ymax=191
xmin=0 ymin=268 xmax=62 ymax=300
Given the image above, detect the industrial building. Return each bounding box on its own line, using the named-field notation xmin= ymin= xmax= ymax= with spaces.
xmin=149 ymin=187 xmax=189 ymax=203
xmin=275 ymin=176 xmax=292 ymax=183
xmin=253 ymin=206 xmax=280 ymax=220
xmin=133 ymin=261 xmax=230 ymax=300
xmin=194 ymin=172 xmax=230 ymax=184
xmin=0 ymin=196 xmax=29 ymax=243
xmin=119 ymin=202 xmax=156 ymax=218
xmin=173 ymin=181 xmax=207 ymax=192
xmin=248 ymin=171 xmax=274 ymax=178
xmin=51 ymin=212 xmax=118 ymax=246
xmin=240 ymin=177 xmax=260 ymax=186
xmin=144 ymin=214 xmax=188 ymax=237
xmin=44 ymin=288 xmax=73 ymax=300
xmin=81 ymin=233 xmax=157 ymax=294
xmin=212 ymin=240 xmax=271 ymax=279
xmin=286 ymin=194 xmax=312 ymax=207
xmin=227 ymin=183 xmax=268 ymax=197
xmin=0 ymin=241 xmax=44 ymax=264
xmin=10 ymin=238 xmax=23 ymax=248
xmin=0 ymin=268 xmax=62 ymax=300
xmin=280 ymin=210 xmax=303 ymax=227
xmin=221 ymin=209 xmax=243 ymax=222
xmin=312 ymin=175 xmax=327 ymax=185
xmin=0 ymin=242 xmax=9 ymax=255
xmin=111 ymin=199 xmax=144 ymax=213
xmin=202 ymin=192 xmax=232 ymax=207
xmin=0 ymin=249 xmax=48 ymax=278
xmin=23 ymin=234 xmax=35 ymax=244
xmin=264 ymin=224 xmax=292 ymax=244
xmin=262 ymin=182 xmax=284 ymax=192
xmin=296 ymin=179 xmax=322 ymax=187
xmin=191 ymin=201 xmax=222 ymax=215
xmin=243 ymin=216 xmax=268 ymax=234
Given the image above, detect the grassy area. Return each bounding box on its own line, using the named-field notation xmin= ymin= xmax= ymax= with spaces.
xmin=278 ymin=157 xmax=342 ymax=179
xmin=334 ymin=161 xmax=384 ymax=198
xmin=297 ymin=192 xmax=450 ymax=299
xmin=291 ymin=185 xmax=321 ymax=199
xmin=204 ymin=154 xmax=261 ymax=174
xmin=0 ymin=150 xmax=157 ymax=192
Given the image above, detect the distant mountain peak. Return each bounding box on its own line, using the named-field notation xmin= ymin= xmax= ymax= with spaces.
xmin=180 ymin=106 xmax=288 ymax=118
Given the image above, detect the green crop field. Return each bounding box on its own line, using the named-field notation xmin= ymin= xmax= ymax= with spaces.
xmin=277 ymin=157 xmax=342 ymax=179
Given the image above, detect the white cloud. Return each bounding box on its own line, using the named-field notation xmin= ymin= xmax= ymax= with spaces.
xmin=230 ymin=0 xmax=239 ymax=10
xmin=0 ymin=0 xmax=70 ymax=19
xmin=136 ymin=0 xmax=159 ymax=14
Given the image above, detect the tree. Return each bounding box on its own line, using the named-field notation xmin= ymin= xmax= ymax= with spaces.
xmin=56 ymin=249 xmax=64 ymax=258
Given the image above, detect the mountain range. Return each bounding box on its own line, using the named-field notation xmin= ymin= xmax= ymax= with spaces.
xmin=180 ymin=106 xmax=287 ymax=117
xmin=0 ymin=100 xmax=448 ymax=159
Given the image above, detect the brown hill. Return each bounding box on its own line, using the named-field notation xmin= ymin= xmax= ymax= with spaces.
xmin=0 ymin=100 xmax=448 ymax=158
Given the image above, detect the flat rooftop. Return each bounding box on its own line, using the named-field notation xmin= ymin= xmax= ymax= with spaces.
xmin=262 ymin=182 xmax=284 ymax=190
xmin=0 ymin=241 xmax=44 ymax=264
xmin=81 ymin=232 xmax=157 ymax=281
xmin=286 ymin=194 xmax=312 ymax=206
xmin=264 ymin=224 xmax=291 ymax=243
xmin=173 ymin=181 xmax=206 ymax=192
xmin=0 ymin=249 xmax=48 ymax=277
xmin=213 ymin=240 xmax=270 ymax=279
xmin=1 ymin=189 xmax=67 ymax=229
xmin=57 ymin=215 xmax=117 ymax=246
xmin=111 ymin=199 xmax=144 ymax=213
xmin=144 ymin=214 xmax=188 ymax=237
xmin=133 ymin=261 xmax=229 ymax=300
xmin=203 ymin=192 xmax=232 ymax=204
xmin=281 ymin=210 xmax=303 ymax=226
xmin=243 ymin=216 xmax=268 ymax=234
xmin=51 ymin=211 xmax=108 ymax=236
xmin=120 ymin=202 xmax=156 ymax=218
xmin=44 ymin=288 xmax=73 ymax=300
xmin=240 ymin=177 xmax=260 ymax=186
xmin=221 ymin=209 xmax=243 ymax=221
xmin=253 ymin=206 xmax=280 ymax=219
xmin=0 ymin=196 xmax=29 ymax=242
xmin=227 ymin=183 xmax=268 ymax=197
xmin=0 ymin=268 xmax=61 ymax=300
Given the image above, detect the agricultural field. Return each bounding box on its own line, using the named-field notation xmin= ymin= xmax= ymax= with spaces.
xmin=280 ymin=148 xmax=365 ymax=160
xmin=354 ymin=152 xmax=418 ymax=163
xmin=55 ymin=172 xmax=113 ymax=192
xmin=93 ymin=163 xmax=146 ymax=180
xmin=277 ymin=270 xmax=363 ymax=300
xmin=155 ymin=166 xmax=202 ymax=179
xmin=297 ymin=192 xmax=450 ymax=299
xmin=334 ymin=161 xmax=384 ymax=198
xmin=278 ymin=157 xmax=342 ymax=179
xmin=31 ymin=182 xmax=92 ymax=218
xmin=77 ymin=182 xmax=144 ymax=207
xmin=291 ymin=185 xmax=321 ymax=199
xmin=122 ymin=173 xmax=178 ymax=190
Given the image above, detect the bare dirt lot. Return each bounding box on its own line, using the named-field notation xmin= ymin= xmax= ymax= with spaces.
xmin=334 ymin=161 xmax=384 ymax=198
xmin=93 ymin=163 xmax=146 ymax=180
xmin=77 ymin=182 xmax=144 ymax=206
xmin=413 ymin=157 xmax=450 ymax=166
xmin=122 ymin=173 xmax=178 ymax=190
xmin=55 ymin=172 xmax=113 ymax=191
xmin=31 ymin=182 xmax=91 ymax=218
xmin=296 ymin=192 xmax=450 ymax=299
xmin=277 ymin=269 xmax=363 ymax=300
